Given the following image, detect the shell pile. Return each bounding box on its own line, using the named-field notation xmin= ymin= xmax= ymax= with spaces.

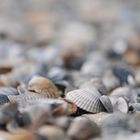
xmin=0 ymin=0 xmax=140 ymax=140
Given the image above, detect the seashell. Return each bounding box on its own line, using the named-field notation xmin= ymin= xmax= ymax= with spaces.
xmin=111 ymin=87 xmax=137 ymax=103
xmin=129 ymin=103 xmax=140 ymax=112
xmin=102 ymin=113 xmax=130 ymax=136
xmin=0 ymin=87 xmax=18 ymax=96
xmin=80 ymin=78 xmax=108 ymax=95
xmin=82 ymin=112 xmax=112 ymax=126
xmin=112 ymin=65 xmax=136 ymax=86
xmin=114 ymin=97 xmax=128 ymax=113
xmin=99 ymin=95 xmax=113 ymax=113
xmin=129 ymin=112 xmax=140 ymax=132
xmin=38 ymin=125 xmax=65 ymax=140
xmin=47 ymin=67 xmax=69 ymax=82
xmin=102 ymin=70 xmax=120 ymax=92
xmin=66 ymin=88 xmax=106 ymax=113
xmin=0 ymin=94 xmax=10 ymax=105
xmin=54 ymin=116 xmax=73 ymax=131
xmin=0 ymin=130 xmax=37 ymax=140
xmin=0 ymin=103 xmax=18 ymax=125
xmin=6 ymin=112 xmax=31 ymax=133
xmin=28 ymin=76 xmax=60 ymax=98
xmin=67 ymin=117 xmax=100 ymax=140
xmin=0 ymin=74 xmax=19 ymax=88
xmin=7 ymin=92 xmax=46 ymax=107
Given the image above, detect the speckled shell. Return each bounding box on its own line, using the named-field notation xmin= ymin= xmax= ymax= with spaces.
xmin=66 ymin=88 xmax=105 ymax=113
xmin=28 ymin=76 xmax=60 ymax=98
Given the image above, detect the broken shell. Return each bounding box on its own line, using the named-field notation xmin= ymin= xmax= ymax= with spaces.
xmin=82 ymin=112 xmax=112 ymax=126
xmin=28 ymin=76 xmax=60 ymax=98
xmin=66 ymin=88 xmax=106 ymax=113
xmin=38 ymin=125 xmax=65 ymax=140
xmin=99 ymin=95 xmax=113 ymax=113
xmin=67 ymin=117 xmax=100 ymax=140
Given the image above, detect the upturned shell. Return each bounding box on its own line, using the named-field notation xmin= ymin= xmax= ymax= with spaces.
xmin=28 ymin=76 xmax=60 ymax=98
xmin=66 ymin=88 xmax=106 ymax=113
xmin=67 ymin=117 xmax=100 ymax=140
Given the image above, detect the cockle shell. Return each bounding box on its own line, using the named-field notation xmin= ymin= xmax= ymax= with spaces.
xmin=66 ymin=88 xmax=106 ymax=113
xmin=28 ymin=76 xmax=60 ymax=98
xmin=8 ymin=92 xmax=46 ymax=107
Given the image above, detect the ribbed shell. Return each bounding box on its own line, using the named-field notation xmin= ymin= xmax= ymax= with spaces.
xmin=8 ymin=93 xmax=46 ymax=107
xmin=28 ymin=76 xmax=60 ymax=98
xmin=66 ymin=88 xmax=105 ymax=113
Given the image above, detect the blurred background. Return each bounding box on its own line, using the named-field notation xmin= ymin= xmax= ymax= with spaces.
xmin=0 ymin=0 xmax=140 ymax=85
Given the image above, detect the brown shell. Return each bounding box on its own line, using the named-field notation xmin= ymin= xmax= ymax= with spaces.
xmin=28 ymin=76 xmax=60 ymax=98
xmin=66 ymin=88 xmax=106 ymax=113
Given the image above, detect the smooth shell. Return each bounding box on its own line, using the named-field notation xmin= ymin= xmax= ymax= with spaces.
xmin=67 ymin=117 xmax=100 ymax=140
xmin=99 ymin=95 xmax=113 ymax=113
xmin=66 ymin=88 xmax=106 ymax=113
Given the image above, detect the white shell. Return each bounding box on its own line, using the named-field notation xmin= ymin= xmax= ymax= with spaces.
xmin=66 ymin=88 xmax=105 ymax=113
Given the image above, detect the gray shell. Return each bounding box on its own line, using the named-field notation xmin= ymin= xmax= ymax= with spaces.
xmin=66 ymin=88 xmax=105 ymax=113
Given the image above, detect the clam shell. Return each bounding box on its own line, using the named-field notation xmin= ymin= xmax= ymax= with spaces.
xmin=66 ymin=88 xmax=105 ymax=113
xmin=99 ymin=95 xmax=113 ymax=113
xmin=28 ymin=76 xmax=60 ymax=98
xmin=114 ymin=97 xmax=128 ymax=113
